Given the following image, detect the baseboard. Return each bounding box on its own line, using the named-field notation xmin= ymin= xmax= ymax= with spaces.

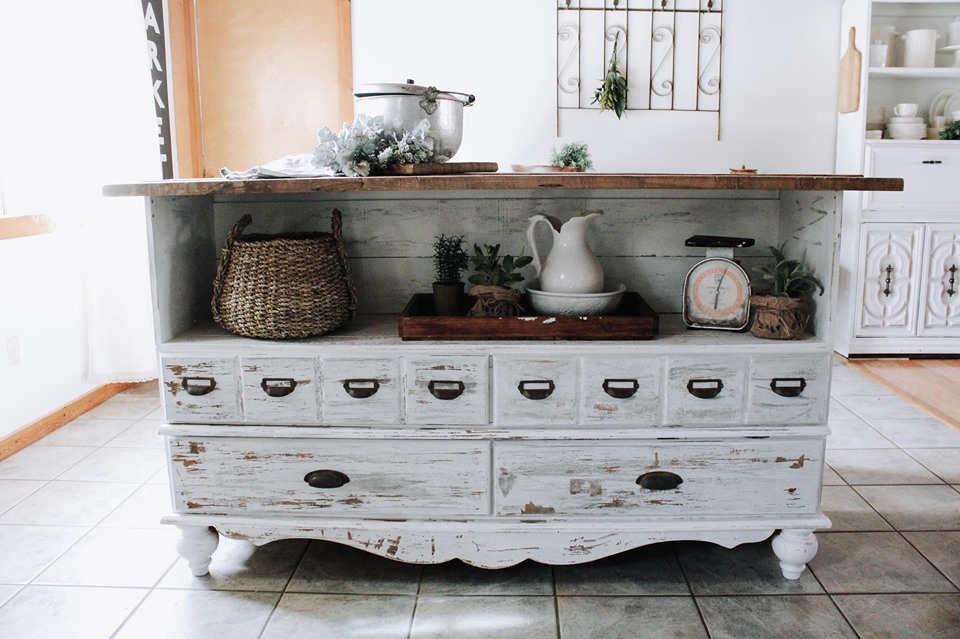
xmin=0 ymin=383 xmax=133 ymax=462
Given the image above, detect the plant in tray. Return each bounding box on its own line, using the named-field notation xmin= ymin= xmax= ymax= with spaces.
xmin=550 ymin=142 xmax=593 ymax=171
xmin=432 ymin=234 xmax=470 ymax=316
xmin=749 ymin=243 xmax=824 ymax=340
xmin=467 ymin=243 xmax=533 ymax=317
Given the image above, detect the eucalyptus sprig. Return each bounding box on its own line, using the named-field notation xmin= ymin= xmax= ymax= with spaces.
xmin=593 ymin=32 xmax=628 ymax=119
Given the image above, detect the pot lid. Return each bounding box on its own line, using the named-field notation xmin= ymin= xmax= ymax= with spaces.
xmin=354 ymin=79 xmax=475 ymax=105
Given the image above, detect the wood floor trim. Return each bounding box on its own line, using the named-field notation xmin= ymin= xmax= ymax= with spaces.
xmin=0 ymin=383 xmax=133 ymax=461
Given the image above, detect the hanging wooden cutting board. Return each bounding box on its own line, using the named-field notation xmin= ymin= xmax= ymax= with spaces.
xmin=838 ymin=26 xmax=862 ymax=114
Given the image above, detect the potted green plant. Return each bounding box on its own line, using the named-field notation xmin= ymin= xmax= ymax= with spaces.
xmin=432 ymin=234 xmax=470 ymax=315
xmin=749 ymin=243 xmax=825 ymax=339
xmin=938 ymin=120 xmax=960 ymax=140
xmin=550 ymin=142 xmax=593 ymax=172
xmin=467 ymin=243 xmax=533 ymax=316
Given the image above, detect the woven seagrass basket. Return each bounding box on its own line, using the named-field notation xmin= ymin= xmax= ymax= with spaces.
xmin=211 ymin=210 xmax=357 ymax=339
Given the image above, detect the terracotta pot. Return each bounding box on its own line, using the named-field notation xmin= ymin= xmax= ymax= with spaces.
xmin=749 ymin=294 xmax=807 ymax=340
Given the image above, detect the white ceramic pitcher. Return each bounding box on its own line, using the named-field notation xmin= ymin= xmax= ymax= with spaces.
xmin=526 ymin=211 xmax=604 ymax=294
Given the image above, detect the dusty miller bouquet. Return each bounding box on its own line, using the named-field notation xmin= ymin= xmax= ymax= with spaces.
xmin=312 ymin=114 xmax=446 ymax=177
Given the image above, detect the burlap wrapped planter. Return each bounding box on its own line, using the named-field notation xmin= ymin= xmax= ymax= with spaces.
xmin=211 ymin=210 xmax=357 ymax=339
xmin=749 ymin=294 xmax=808 ymax=340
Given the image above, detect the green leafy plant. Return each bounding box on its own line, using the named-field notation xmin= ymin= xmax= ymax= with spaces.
xmin=938 ymin=120 xmax=960 ymax=140
xmin=752 ymin=244 xmax=825 ymax=298
xmin=468 ymin=243 xmax=533 ymax=288
xmin=433 ymin=234 xmax=469 ymax=284
xmin=550 ymin=142 xmax=593 ymax=170
xmin=592 ymin=32 xmax=628 ymax=119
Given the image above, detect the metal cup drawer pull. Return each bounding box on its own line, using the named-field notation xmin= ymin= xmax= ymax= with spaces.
xmin=260 ymin=377 xmax=297 ymax=398
xmin=686 ymin=379 xmax=723 ymax=399
xmin=636 ymin=471 xmax=684 ymax=491
xmin=428 ymin=380 xmax=465 ymax=400
xmin=770 ymin=377 xmax=807 ymax=398
xmin=603 ymin=378 xmax=640 ymax=399
xmin=181 ymin=377 xmax=217 ymax=396
xmin=518 ymin=380 xmax=555 ymax=400
xmin=303 ymin=469 xmax=350 ymax=489
xmin=342 ymin=379 xmax=380 ymax=399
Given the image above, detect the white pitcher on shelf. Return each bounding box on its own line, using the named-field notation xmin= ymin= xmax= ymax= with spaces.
xmin=526 ymin=210 xmax=604 ymax=294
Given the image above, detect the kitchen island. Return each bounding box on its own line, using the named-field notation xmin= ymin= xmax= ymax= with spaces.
xmin=106 ymin=172 xmax=900 ymax=579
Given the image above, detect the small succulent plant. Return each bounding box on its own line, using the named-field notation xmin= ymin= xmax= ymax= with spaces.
xmin=752 ymin=244 xmax=825 ymax=298
xmin=468 ymin=243 xmax=533 ymax=288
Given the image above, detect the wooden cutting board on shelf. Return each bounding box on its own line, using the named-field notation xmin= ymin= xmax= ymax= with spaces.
xmin=838 ymin=26 xmax=862 ymax=114
xmin=383 ymin=162 xmax=498 ymax=175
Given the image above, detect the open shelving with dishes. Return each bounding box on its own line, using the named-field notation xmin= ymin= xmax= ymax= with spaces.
xmin=107 ymin=172 xmax=898 ymax=580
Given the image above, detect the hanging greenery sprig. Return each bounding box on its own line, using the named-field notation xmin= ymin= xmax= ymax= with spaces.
xmin=592 ymin=32 xmax=628 ymax=119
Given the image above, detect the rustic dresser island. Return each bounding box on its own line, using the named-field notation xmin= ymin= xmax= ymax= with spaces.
xmin=105 ymin=172 xmax=900 ymax=579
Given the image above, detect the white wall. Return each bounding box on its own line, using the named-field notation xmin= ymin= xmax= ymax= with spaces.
xmin=352 ymin=0 xmax=845 ymax=173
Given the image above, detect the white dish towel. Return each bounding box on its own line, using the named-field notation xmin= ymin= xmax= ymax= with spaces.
xmin=220 ymin=153 xmax=333 ymax=180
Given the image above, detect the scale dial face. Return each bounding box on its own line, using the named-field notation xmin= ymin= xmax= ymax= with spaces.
xmin=682 ymin=257 xmax=751 ymax=330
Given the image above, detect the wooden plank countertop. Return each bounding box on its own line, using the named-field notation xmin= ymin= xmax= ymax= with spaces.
xmin=103 ymin=173 xmax=903 ymax=198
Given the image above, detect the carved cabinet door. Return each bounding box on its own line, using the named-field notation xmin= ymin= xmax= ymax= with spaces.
xmin=855 ymin=223 xmax=923 ymax=337
xmin=918 ymin=224 xmax=960 ymax=337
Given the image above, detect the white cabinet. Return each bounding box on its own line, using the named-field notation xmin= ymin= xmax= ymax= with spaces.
xmin=920 ymin=224 xmax=960 ymax=334
xmin=107 ymin=173 xmax=893 ymax=580
xmin=855 ymin=222 xmax=924 ymax=336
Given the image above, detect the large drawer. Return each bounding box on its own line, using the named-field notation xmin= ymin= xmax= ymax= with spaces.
xmin=168 ymin=437 xmax=491 ymax=517
xmin=494 ymin=439 xmax=822 ymax=517
xmin=161 ymin=356 xmax=240 ymax=424
xmin=863 ymin=144 xmax=960 ymax=210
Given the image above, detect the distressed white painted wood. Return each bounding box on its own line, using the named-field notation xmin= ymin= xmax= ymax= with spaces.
xmin=168 ymin=437 xmax=490 ymax=516
xmin=771 ymin=528 xmax=819 ymax=580
xmin=319 ymin=357 xmax=402 ymax=424
xmin=174 ymin=524 xmax=220 ymax=577
xmin=919 ymin=224 xmax=960 ymax=336
xmin=664 ymin=356 xmax=748 ymax=425
xmin=746 ymin=355 xmax=830 ymax=425
xmin=160 ymin=356 xmax=240 ymax=423
xmin=240 ymin=357 xmax=318 ymax=424
xmin=493 ymin=439 xmax=821 ymax=517
xmin=579 ymin=355 xmax=662 ymax=426
xmin=493 ymin=357 xmax=579 ymax=426
xmin=855 ymin=223 xmax=922 ymax=337
xmin=403 ymin=355 xmax=489 ymax=425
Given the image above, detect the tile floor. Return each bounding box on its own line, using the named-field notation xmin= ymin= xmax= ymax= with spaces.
xmin=0 ymin=360 xmax=958 ymax=638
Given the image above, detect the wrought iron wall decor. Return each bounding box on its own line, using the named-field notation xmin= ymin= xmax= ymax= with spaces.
xmin=557 ymin=0 xmax=724 ymax=134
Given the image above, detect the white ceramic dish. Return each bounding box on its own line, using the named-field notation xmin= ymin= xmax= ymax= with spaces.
xmin=888 ymin=116 xmax=924 ymax=124
xmin=886 ymin=122 xmax=928 ymax=139
xmin=525 ymin=282 xmax=626 ymax=316
xmin=944 ymin=93 xmax=960 ymax=122
xmin=929 ymin=89 xmax=959 ymax=122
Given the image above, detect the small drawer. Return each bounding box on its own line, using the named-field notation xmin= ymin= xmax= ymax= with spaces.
xmin=747 ymin=356 xmax=830 ymax=425
xmin=160 ymin=356 xmax=239 ymax=423
xmin=494 ymin=439 xmax=822 ymax=517
xmin=404 ymin=356 xmax=488 ymax=425
xmin=168 ymin=437 xmax=491 ymax=517
xmin=493 ymin=357 xmax=577 ymax=426
xmin=864 ymin=144 xmax=960 ymax=210
xmin=665 ymin=357 xmax=747 ymax=425
xmin=241 ymin=357 xmax=318 ymax=424
xmin=579 ymin=356 xmax=662 ymax=425
xmin=319 ymin=357 xmax=402 ymax=424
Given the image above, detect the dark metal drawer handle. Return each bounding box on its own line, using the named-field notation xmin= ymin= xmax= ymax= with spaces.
xmin=636 ymin=471 xmax=684 ymax=491
xmin=304 ymin=469 xmax=350 ymax=489
xmin=884 ymin=264 xmax=894 ymax=297
xmin=182 ymin=377 xmax=216 ymax=396
xmin=921 ymin=160 xmax=942 ymax=165
xmin=343 ymin=379 xmax=380 ymax=399
xmin=261 ymin=378 xmax=297 ymax=397
xmin=428 ymin=380 xmax=465 ymax=400
xmin=603 ymin=378 xmax=640 ymax=399
xmin=686 ymin=379 xmax=723 ymax=399
xmin=518 ymin=380 xmax=555 ymax=400
xmin=947 ymin=264 xmax=957 ymax=297
xmin=770 ymin=377 xmax=807 ymax=398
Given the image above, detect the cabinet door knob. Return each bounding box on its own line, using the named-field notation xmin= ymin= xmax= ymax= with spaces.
xmin=304 ymin=469 xmax=350 ymax=489
xmin=602 ymin=378 xmax=640 ymax=399
xmin=182 ymin=377 xmax=216 ymax=396
xmin=428 ymin=380 xmax=465 ymax=400
xmin=686 ymin=379 xmax=723 ymax=399
xmin=770 ymin=377 xmax=807 ymax=398
xmin=636 ymin=471 xmax=684 ymax=491
xmin=260 ymin=378 xmax=297 ymax=397
xmin=343 ymin=379 xmax=380 ymax=399
xmin=518 ymin=380 xmax=555 ymax=400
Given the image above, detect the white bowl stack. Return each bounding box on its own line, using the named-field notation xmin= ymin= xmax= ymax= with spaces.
xmin=886 ymin=115 xmax=927 ymax=140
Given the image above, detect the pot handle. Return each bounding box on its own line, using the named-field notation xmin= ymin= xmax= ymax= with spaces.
xmin=444 ymin=91 xmax=476 ymax=106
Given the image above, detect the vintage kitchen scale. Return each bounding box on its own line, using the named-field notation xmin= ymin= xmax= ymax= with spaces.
xmin=682 ymin=235 xmax=754 ymax=331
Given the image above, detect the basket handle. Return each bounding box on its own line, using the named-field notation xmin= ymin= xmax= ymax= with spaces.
xmin=211 ymin=214 xmax=253 ymax=324
xmin=330 ymin=208 xmax=358 ymax=316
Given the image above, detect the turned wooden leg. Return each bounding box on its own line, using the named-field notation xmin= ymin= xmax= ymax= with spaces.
xmin=771 ymin=528 xmax=818 ymax=580
xmin=175 ymin=525 xmax=219 ymax=576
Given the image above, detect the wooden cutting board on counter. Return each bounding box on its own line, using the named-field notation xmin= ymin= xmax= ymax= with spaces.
xmin=382 ymin=162 xmax=498 ymax=175
xmin=838 ymin=26 xmax=862 ymax=114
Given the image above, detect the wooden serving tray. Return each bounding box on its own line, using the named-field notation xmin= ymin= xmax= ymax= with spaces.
xmin=398 ymin=292 xmax=659 ymax=341
xmin=380 ymin=162 xmax=498 ymax=175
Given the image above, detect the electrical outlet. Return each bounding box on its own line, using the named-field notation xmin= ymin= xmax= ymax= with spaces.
xmin=6 ymin=336 xmax=20 ymax=367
